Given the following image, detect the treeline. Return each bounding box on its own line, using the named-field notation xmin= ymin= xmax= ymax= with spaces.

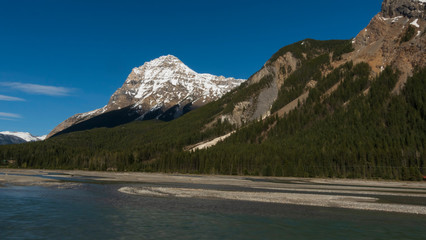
xmin=268 ymin=39 xmax=353 ymax=63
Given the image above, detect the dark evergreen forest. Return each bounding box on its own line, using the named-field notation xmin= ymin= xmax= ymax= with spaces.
xmin=1 ymin=40 xmax=424 ymax=181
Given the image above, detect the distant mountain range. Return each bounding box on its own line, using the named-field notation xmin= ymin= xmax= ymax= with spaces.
xmin=1 ymin=0 xmax=425 ymax=180
xmin=0 ymin=131 xmax=46 ymax=145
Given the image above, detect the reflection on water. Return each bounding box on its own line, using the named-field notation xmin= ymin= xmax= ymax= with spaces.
xmin=1 ymin=183 xmax=426 ymax=240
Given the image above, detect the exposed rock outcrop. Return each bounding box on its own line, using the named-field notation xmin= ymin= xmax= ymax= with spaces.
xmin=382 ymin=0 xmax=426 ymax=19
xmin=349 ymin=0 xmax=425 ymax=92
xmin=220 ymin=52 xmax=301 ymax=126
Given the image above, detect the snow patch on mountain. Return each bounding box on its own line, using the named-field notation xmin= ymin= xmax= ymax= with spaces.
xmin=410 ymin=19 xmax=420 ymax=28
xmin=0 ymin=131 xmax=45 ymax=142
xmin=37 ymin=135 xmax=47 ymax=141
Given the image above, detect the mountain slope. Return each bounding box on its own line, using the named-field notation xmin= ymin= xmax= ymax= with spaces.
xmin=217 ymin=0 xmax=425 ymax=127
xmin=1 ymin=0 xmax=425 ymax=180
xmin=347 ymin=0 xmax=425 ymax=92
xmin=0 ymin=134 xmax=26 ymax=145
xmin=47 ymin=55 xmax=244 ymax=138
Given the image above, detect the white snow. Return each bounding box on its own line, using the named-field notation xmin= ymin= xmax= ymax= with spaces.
xmin=133 ymin=68 xmax=141 ymax=75
xmin=100 ymin=105 xmax=107 ymax=114
xmin=393 ymin=17 xmax=401 ymax=23
xmin=381 ymin=16 xmax=403 ymax=23
xmin=418 ymin=0 xmax=426 ymax=4
xmin=131 ymin=55 xmax=245 ymax=106
xmin=410 ymin=19 xmax=420 ymax=28
xmin=78 ymin=108 xmax=100 ymax=119
xmin=0 ymin=131 xmax=43 ymax=142
xmin=37 ymin=135 xmax=47 ymax=141
xmin=393 ymin=16 xmax=402 ymax=23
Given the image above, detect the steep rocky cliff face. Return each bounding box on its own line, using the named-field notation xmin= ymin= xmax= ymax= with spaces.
xmin=220 ymin=52 xmax=300 ymax=125
xmin=382 ymin=0 xmax=426 ymax=18
xmin=348 ymin=0 xmax=425 ymax=92
xmin=47 ymin=55 xmax=244 ymax=138
xmin=220 ymin=0 xmax=425 ymax=126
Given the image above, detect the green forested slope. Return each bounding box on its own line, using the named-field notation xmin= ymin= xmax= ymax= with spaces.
xmin=159 ymin=66 xmax=425 ymax=180
xmin=1 ymin=40 xmax=424 ymax=180
xmin=0 ymin=97 xmax=235 ymax=171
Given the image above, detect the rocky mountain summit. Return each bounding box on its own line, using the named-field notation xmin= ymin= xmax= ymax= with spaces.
xmin=218 ymin=0 xmax=426 ymax=126
xmin=346 ymin=0 xmax=425 ymax=93
xmin=47 ymin=55 xmax=244 ymax=138
xmin=107 ymin=55 xmax=244 ymax=116
xmin=382 ymin=0 xmax=426 ymax=18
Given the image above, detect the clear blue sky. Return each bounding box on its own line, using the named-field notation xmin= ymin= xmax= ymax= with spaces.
xmin=0 ymin=0 xmax=383 ymax=136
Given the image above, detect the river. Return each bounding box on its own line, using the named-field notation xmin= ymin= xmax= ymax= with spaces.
xmin=1 ymin=176 xmax=426 ymax=240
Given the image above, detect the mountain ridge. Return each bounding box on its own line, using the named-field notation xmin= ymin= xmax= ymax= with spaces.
xmin=218 ymin=0 xmax=425 ymax=126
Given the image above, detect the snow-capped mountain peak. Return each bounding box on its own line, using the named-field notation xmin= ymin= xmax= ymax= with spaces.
xmin=101 ymin=54 xmax=245 ymax=114
xmin=118 ymin=55 xmax=244 ymax=106
xmin=47 ymin=55 xmax=245 ymax=138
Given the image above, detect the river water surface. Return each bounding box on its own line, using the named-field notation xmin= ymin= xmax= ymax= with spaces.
xmin=1 ymin=179 xmax=426 ymax=240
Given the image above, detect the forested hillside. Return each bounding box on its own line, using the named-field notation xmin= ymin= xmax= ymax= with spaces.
xmin=1 ymin=57 xmax=424 ymax=180
xmin=162 ymin=66 xmax=425 ymax=180
xmin=0 ymin=33 xmax=426 ymax=180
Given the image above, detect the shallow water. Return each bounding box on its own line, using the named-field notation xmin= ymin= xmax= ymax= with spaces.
xmin=1 ymin=182 xmax=426 ymax=240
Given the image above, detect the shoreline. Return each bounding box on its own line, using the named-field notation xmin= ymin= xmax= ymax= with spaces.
xmin=1 ymin=168 xmax=425 ymax=185
xmin=1 ymin=168 xmax=426 ymax=215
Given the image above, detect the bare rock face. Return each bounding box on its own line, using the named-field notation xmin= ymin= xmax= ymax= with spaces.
xmin=47 ymin=55 xmax=244 ymax=138
xmin=220 ymin=52 xmax=301 ymax=126
xmin=349 ymin=0 xmax=426 ymax=93
xmin=382 ymin=0 xmax=426 ymax=19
